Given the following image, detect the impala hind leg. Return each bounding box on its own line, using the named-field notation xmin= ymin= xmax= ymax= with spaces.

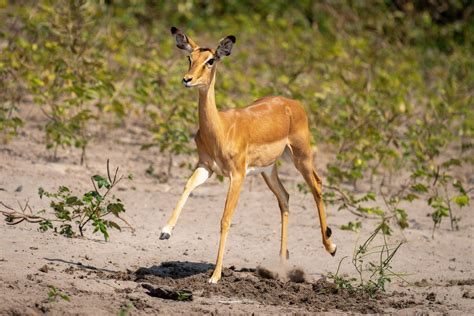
xmin=209 ymin=173 xmax=245 ymax=283
xmin=160 ymin=166 xmax=211 ymax=240
xmin=291 ymin=148 xmax=336 ymax=255
xmin=262 ymin=166 xmax=290 ymax=261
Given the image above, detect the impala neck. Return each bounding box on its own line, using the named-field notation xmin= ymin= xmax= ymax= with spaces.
xmin=198 ymin=68 xmax=222 ymax=141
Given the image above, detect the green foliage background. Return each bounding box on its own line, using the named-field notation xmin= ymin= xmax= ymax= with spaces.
xmin=1 ymin=0 xmax=472 ymax=233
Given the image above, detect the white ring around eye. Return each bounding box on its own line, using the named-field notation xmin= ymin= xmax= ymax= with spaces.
xmin=204 ymin=57 xmax=215 ymax=67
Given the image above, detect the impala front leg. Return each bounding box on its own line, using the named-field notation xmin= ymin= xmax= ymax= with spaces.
xmin=209 ymin=172 xmax=245 ymax=283
xmin=160 ymin=166 xmax=211 ymax=240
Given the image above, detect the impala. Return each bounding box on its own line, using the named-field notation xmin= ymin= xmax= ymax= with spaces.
xmin=160 ymin=27 xmax=336 ymax=283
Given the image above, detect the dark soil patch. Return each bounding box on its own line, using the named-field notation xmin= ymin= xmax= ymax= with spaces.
xmin=99 ymin=261 xmax=420 ymax=313
xmin=447 ymin=279 xmax=474 ymax=286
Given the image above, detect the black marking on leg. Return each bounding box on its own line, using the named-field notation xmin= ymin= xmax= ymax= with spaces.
xmin=159 ymin=232 xmax=170 ymax=240
xmin=326 ymin=226 xmax=332 ymax=238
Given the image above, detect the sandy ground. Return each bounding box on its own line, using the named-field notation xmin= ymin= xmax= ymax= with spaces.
xmin=0 ymin=109 xmax=473 ymax=315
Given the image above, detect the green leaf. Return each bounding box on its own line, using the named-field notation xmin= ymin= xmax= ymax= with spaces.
xmin=403 ymin=193 xmax=419 ymax=202
xmin=31 ymin=77 xmax=45 ymax=87
xmin=442 ymin=159 xmax=461 ymax=168
xmin=106 ymin=220 xmax=121 ymax=231
xmin=176 ymin=291 xmax=192 ymax=301
xmin=59 ymin=293 xmax=71 ymax=302
xmin=379 ymin=222 xmax=392 ymax=235
xmin=93 ymin=218 xmax=109 ymax=241
xmin=357 ymin=206 xmax=384 ymax=216
xmin=355 ymin=192 xmax=376 ymax=203
xmin=452 ymin=195 xmax=469 ymax=208
xmin=432 ymin=210 xmax=448 ymax=223
xmin=341 ymin=221 xmax=362 ymax=232
xmin=452 ymin=180 xmax=466 ymax=195
xmin=38 ymin=187 xmax=45 ymax=199
xmin=59 ymin=224 xmax=74 ymax=238
xmin=66 ymin=196 xmax=83 ymax=206
xmin=58 ymin=186 xmax=70 ymax=193
xmin=39 ymin=220 xmax=53 ymax=232
xmin=411 ymin=183 xmax=428 ymax=193
xmin=83 ymin=191 xmax=102 ymax=203
xmin=92 ymin=175 xmax=110 ymax=189
xmin=101 ymin=224 xmax=109 ymax=241
xmin=107 ymin=202 xmax=125 ymax=215
xmin=395 ymin=208 xmax=409 ymax=229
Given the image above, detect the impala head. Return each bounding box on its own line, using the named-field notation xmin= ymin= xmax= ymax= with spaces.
xmin=171 ymin=26 xmax=236 ymax=88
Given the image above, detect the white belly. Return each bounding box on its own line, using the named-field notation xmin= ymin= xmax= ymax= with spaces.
xmin=246 ymin=164 xmax=274 ymax=176
xmin=209 ymin=160 xmax=274 ymax=177
xmin=210 ymin=161 xmax=225 ymax=176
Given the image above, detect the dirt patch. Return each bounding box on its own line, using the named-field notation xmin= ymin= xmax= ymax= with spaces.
xmin=101 ymin=261 xmax=419 ymax=313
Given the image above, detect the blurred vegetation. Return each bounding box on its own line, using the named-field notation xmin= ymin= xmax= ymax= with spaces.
xmin=0 ymin=0 xmax=472 ymax=234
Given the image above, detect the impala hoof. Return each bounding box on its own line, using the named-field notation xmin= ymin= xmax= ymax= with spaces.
xmin=159 ymin=232 xmax=170 ymax=240
xmin=330 ymin=245 xmax=337 ymax=257
xmin=208 ymin=271 xmax=221 ymax=284
xmin=208 ymin=277 xmax=219 ymax=284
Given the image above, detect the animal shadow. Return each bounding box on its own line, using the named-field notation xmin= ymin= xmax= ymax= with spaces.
xmin=135 ymin=261 xmax=214 ymax=279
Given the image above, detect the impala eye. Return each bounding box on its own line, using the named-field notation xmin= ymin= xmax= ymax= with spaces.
xmin=207 ymin=58 xmax=215 ymax=66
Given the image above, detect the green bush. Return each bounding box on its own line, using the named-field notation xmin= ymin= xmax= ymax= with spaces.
xmin=1 ymin=160 xmax=133 ymax=241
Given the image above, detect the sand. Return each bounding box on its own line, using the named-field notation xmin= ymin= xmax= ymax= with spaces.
xmin=0 ymin=110 xmax=473 ymax=314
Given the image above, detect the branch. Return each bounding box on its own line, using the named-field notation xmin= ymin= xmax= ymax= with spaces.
xmin=0 ymin=201 xmax=63 ymax=225
xmin=116 ymin=214 xmax=135 ymax=233
xmin=324 ymin=185 xmax=373 ymax=218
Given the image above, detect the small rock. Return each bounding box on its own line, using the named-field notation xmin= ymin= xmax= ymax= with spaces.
xmin=63 ymin=266 xmax=75 ymax=274
xmin=243 ymin=274 xmax=260 ymax=283
xmin=222 ymin=268 xmax=233 ymax=277
xmin=426 ymin=292 xmax=436 ymax=301
xmin=15 ymin=185 xmax=23 ymax=192
xmin=39 ymin=265 xmax=49 ymax=273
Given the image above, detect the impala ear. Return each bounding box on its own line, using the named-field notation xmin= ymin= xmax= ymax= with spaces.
xmin=215 ymin=35 xmax=236 ymax=59
xmin=170 ymin=26 xmax=198 ymax=53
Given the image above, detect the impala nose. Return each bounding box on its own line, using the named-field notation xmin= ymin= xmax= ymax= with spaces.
xmin=182 ymin=77 xmax=193 ymax=86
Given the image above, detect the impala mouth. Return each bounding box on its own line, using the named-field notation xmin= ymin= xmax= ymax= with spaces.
xmin=183 ymin=81 xmax=205 ymax=88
